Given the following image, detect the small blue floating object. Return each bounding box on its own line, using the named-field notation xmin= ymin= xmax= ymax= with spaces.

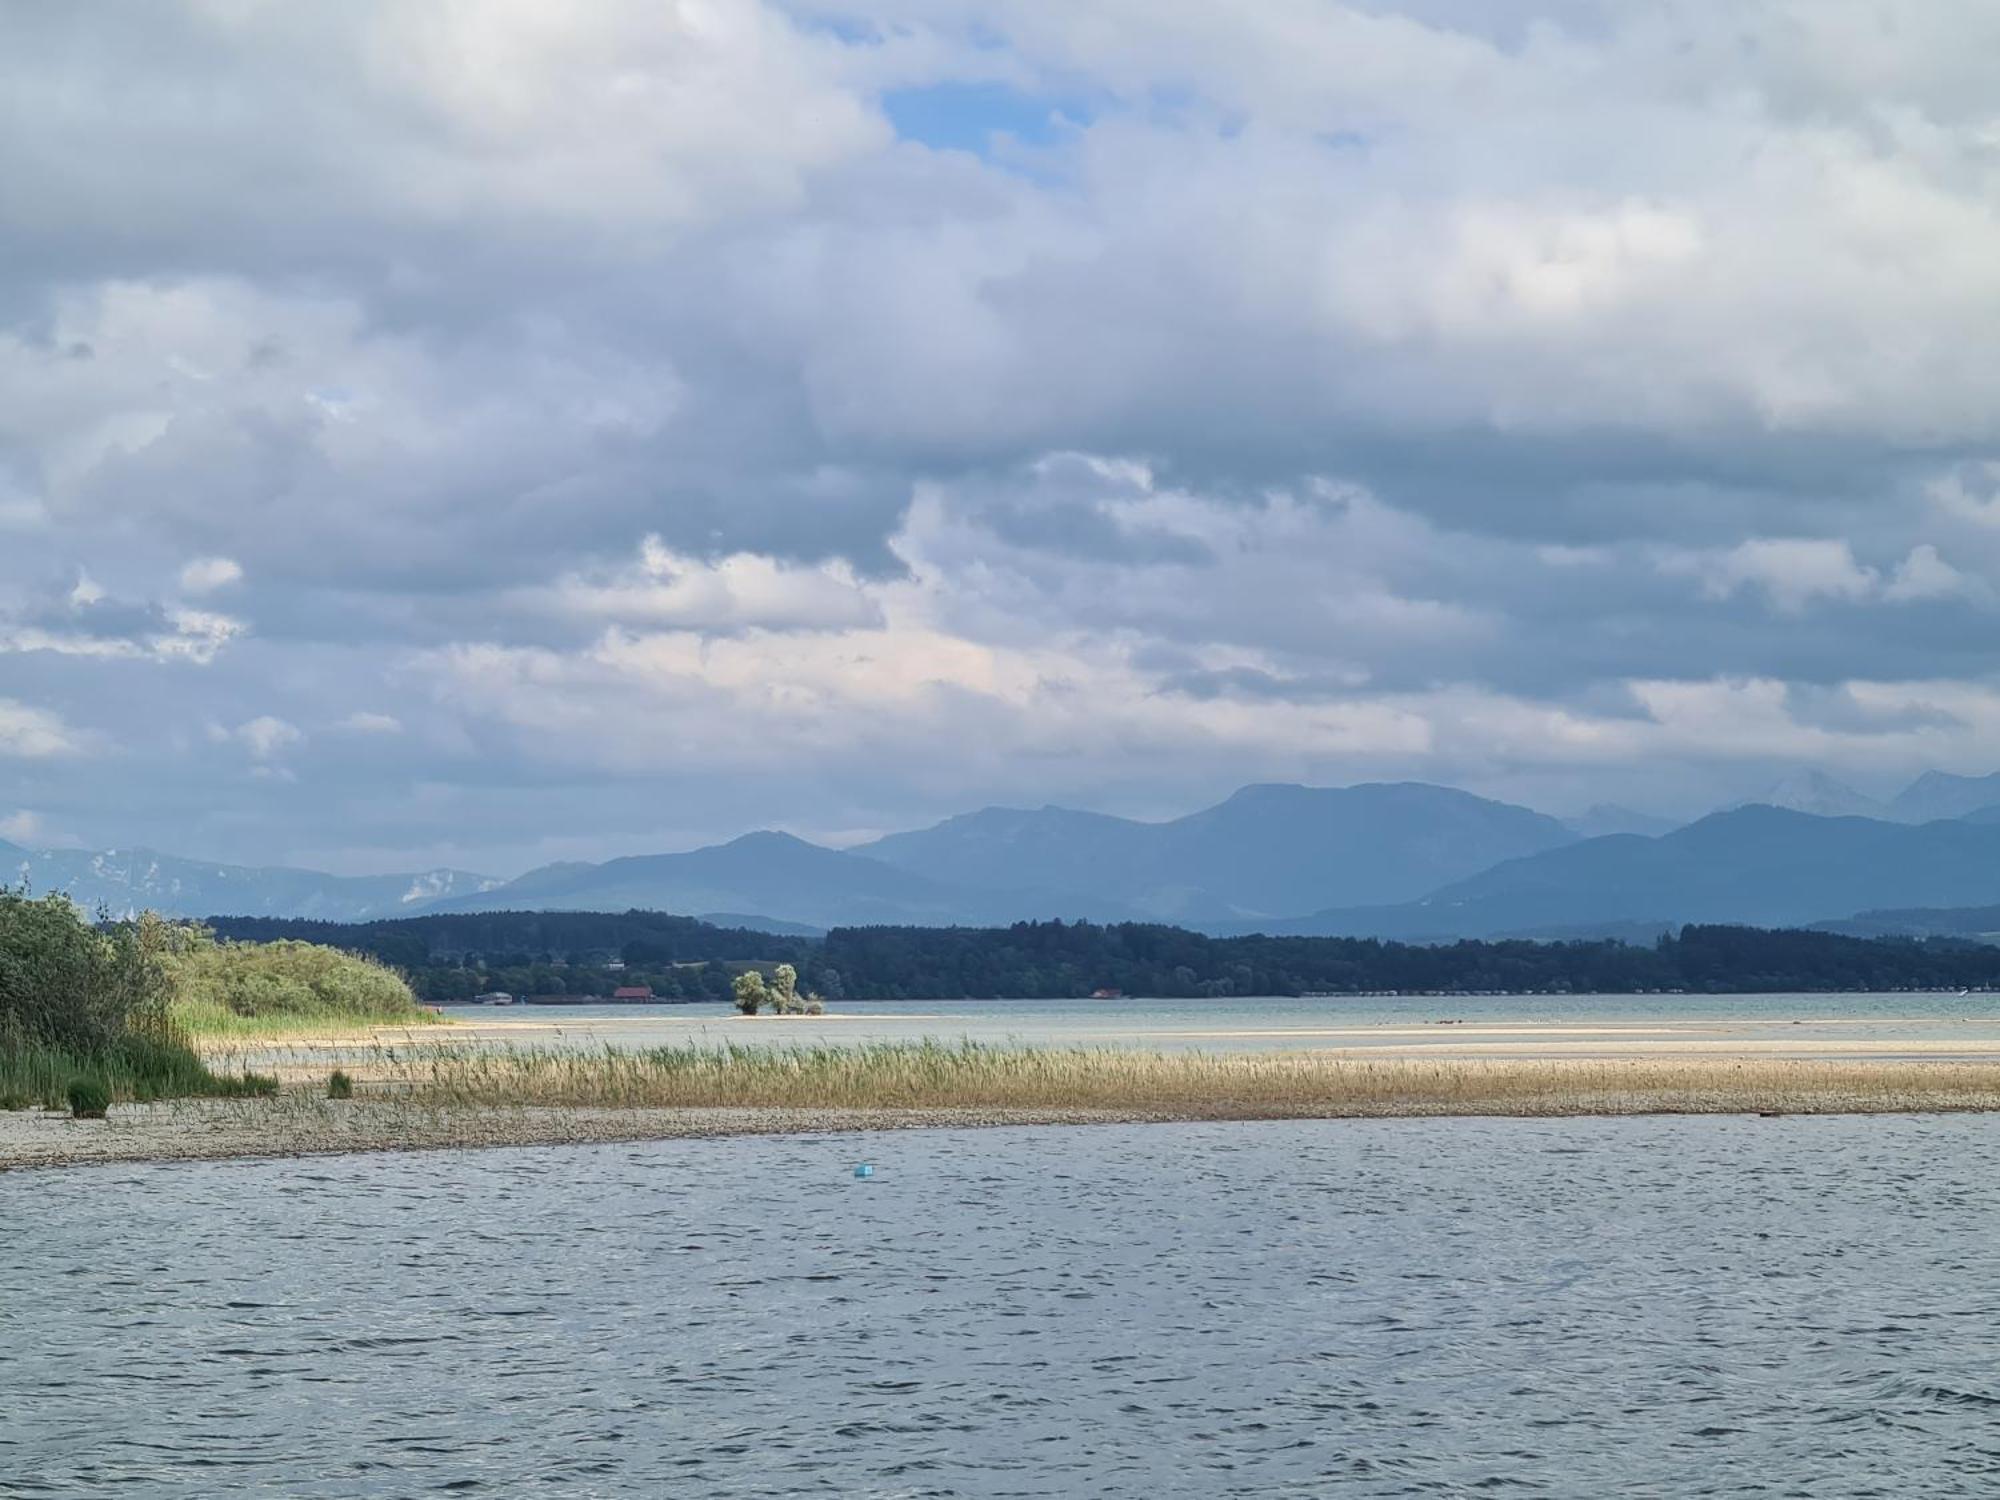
xmin=853 ymin=1163 xmax=875 ymax=1179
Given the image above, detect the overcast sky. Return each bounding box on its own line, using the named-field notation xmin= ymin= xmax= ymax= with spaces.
xmin=7 ymin=1 xmax=2000 ymax=875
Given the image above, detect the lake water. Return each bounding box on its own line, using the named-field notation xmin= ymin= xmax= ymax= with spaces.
xmin=8 ymin=1113 xmax=2000 ymax=1496
xmin=445 ymin=990 xmax=2000 ymax=1028
xmin=404 ymin=992 xmax=2000 ymax=1062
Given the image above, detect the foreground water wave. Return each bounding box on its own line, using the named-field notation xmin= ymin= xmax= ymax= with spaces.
xmin=6 ymin=1115 xmax=2000 ymax=1496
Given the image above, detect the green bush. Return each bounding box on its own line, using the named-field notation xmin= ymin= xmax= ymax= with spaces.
xmin=0 ymin=893 xmax=176 ymax=1053
xmin=328 ymin=1069 xmax=354 ymax=1099
xmin=1 ymin=893 xmax=303 ymax=1105
xmin=163 ymin=931 xmax=425 ymax=1027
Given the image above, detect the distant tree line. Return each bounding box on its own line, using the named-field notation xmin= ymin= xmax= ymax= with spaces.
xmin=206 ymin=910 xmax=813 ymax=1002
xmin=201 ymin=911 xmax=2000 ymax=1000
xmin=817 ymin=921 xmax=2000 ymax=998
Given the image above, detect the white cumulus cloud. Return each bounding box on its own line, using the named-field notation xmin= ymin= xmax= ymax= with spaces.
xmin=0 ymin=700 xmax=84 ymax=759
xmin=335 ymin=711 xmax=403 ymax=734
xmin=211 ymin=715 xmax=304 ymax=760
xmin=178 ymin=556 xmax=243 ymax=593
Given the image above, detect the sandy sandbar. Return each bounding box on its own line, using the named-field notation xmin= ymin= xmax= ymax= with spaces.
xmin=11 ymin=1074 xmax=2000 ymax=1174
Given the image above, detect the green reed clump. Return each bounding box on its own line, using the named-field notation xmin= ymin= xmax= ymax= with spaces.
xmin=0 ymin=1033 xmax=279 ymax=1109
xmin=66 ymin=1077 xmax=110 ymax=1119
xmin=327 ymin=1069 xmax=354 ymax=1099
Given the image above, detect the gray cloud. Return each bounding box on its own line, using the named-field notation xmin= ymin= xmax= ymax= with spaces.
xmin=6 ymin=2 xmax=2000 ymax=870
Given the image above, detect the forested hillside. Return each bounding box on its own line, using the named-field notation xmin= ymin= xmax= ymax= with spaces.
xmin=209 ymin=912 xmax=2000 ymax=1000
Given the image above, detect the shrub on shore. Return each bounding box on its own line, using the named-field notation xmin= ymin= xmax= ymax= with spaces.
xmin=66 ymin=1077 xmax=110 ymax=1119
xmin=0 ymin=891 xmax=287 ymax=1106
xmin=0 ymin=893 xmax=177 ymax=1054
xmin=732 ymin=963 xmax=826 ymax=1016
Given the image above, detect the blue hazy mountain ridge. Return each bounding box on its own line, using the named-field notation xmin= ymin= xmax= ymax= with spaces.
xmin=854 ymin=782 xmax=1580 ymax=920
xmin=1737 ymin=769 xmax=1888 ymax=820
xmin=1263 ymin=805 xmax=2000 ymax=939
xmin=23 ymin=775 xmax=2000 ymax=932
xmin=0 ymin=839 xmax=498 ymax=921
xmin=692 ymin=912 xmax=829 ymax=937
xmin=1889 ymin=770 xmax=2000 ymax=823
xmin=417 ymin=830 xmax=1139 ymax=929
xmin=10 ymin=781 xmax=1581 ymax=929
xmin=856 ymin=805 xmax=1154 ymax=906
xmin=1561 ymin=803 xmax=1680 ymax=839
xmin=1740 ymin=768 xmax=2000 ymax=825
xmin=1818 ymin=904 xmax=2000 ymax=940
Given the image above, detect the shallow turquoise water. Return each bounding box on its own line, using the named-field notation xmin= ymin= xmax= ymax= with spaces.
xmin=423 ymin=992 xmax=2000 ymax=1059
xmin=7 ymin=1115 xmax=2000 ymax=1496
xmin=477 ymin=990 xmax=2000 ymax=1026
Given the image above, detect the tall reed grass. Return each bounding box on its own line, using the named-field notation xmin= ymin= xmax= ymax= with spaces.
xmin=388 ymin=1040 xmax=2000 ymax=1117
xmin=0 ymin=1034 xmax=277 ymax=1110
xmin=170 ymin=996 xmax=446 ymax=1039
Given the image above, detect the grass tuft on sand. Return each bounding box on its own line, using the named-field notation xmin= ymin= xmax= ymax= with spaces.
xmin=172 ymin=997 xmax=447 ymax=1040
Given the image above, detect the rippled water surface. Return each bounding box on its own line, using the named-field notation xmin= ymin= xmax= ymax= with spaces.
xmin=399 ymin=991 xmax=2000 ymax=1062
xmin=7 ymin=1116 xmax=2000 ymax=1496
xmin=466 ymin=990 xmax=2000 ymax=1030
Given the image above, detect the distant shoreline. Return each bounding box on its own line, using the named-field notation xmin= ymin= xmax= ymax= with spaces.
xmin=13 ymin=1053 xmax=2000 ymax=1173
xmin=434 ymin=987 xmax=1998 ymax=1005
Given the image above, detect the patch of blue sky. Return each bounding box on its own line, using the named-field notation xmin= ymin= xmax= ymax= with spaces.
xmin=773 ymin=4 xmax=883 ymax=46
xmin=882 ymin=81 xmax=1090 ymax=156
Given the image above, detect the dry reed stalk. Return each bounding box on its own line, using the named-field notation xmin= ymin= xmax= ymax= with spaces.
xmin=351 ymin=1041 xmax=2000 ymax=1118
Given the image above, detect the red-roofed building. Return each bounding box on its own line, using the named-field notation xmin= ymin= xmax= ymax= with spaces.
xmin=611 ymin=985 xmax=654 ymax=1001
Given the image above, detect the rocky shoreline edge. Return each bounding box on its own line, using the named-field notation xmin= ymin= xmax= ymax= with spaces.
xmin=11 ymin=1086 xmax=2000 ymax=1173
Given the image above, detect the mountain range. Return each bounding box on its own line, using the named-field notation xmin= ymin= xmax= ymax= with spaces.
xmin=0 ymin=840 xmax=499 ymax=923
xmin=21 ymin=769 xmax=2000 ymax=939
xmin=5 ymin=781 xmax=1576 ymax=929
xmin=848 ymin=782 xmax=1577 ymax=922
xmin=1743 ymin=768 xmax=2000 ymax=824
xmin=1263 ymin=805 xmax=2000 ymax=939
xmin=410 ymin=782 xmax=1580 ymax=929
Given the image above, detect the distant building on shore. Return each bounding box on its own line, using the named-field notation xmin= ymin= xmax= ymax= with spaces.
xmin=474 ymin=991 xmax=514 ymax=1006
xmin=611 ymin=985 xmax=654 ymax=1002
